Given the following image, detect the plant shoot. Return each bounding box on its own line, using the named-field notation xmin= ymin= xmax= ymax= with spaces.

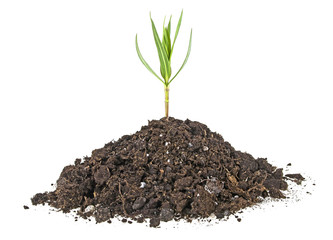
xmin=135 ymin=10 xmax=192 ymax=119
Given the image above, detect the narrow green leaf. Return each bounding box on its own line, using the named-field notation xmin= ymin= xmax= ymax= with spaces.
xmin=150 ymin=15 xmax=171 ymax=81
xmin=170 ymin=9 xmax=183 ymax=58
xmin=162 ymin=29 xmax=167 ymax=56
xmin=162 ymin=16 xmax=170 ymax=57
xmin=168 ymin=29 xmax=192 ymax=85
xmin=135 ymin=34 xmax=165 ymax=84
xmin=168 ymin=16 xmax=172 ymax=36
xmin=163 ymin=27 xmax=171 ymax=59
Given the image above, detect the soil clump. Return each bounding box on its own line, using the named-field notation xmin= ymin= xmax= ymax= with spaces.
xmin=31 ymin=117 xmax=303 ymax=227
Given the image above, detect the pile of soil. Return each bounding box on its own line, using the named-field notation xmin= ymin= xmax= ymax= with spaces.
xmin=31 ymin=117 xmax=303 ymax=227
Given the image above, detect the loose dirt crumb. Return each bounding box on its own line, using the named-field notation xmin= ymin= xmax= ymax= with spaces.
xmin=150 ymin=218 xmax=160 ymax=228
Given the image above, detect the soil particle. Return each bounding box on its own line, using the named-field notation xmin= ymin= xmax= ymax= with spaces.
xmin=137 ymin=217 xmax=144 ymax=223
xmin=31 ymin=193 xmax=49 ymax=205
xmin=285 ymin=173 xmax=305 ymax=185
xmin=191 ymin=185 xmax=216 ymax=217
xmin=31 ymin=117 xmax=303 ymax=227
xmin=204 ymin=177 xmax=224 ymax=194
xmin=150 ymin=218 xmax=160 ymax=228
xmin=160 ymin=208 xmax=174 ymax=222
xmin=285 ymin=174 xmax=305 ymax=181
xmin=132 ymin=197 xmax=146 ymax=210
xmin=94 ymin=206 xmax=111 ymax=223
xmin=94 ymin=165 xmax=111 ymax=185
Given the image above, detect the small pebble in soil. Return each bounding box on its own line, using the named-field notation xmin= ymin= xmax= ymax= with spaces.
xmin=84 ymin=205 xmax=95 ymax=213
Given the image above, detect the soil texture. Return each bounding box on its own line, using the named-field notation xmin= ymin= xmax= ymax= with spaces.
xmin=31 ymin=118 xmax=303 ymax=227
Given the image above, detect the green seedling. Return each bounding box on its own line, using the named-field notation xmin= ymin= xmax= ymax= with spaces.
xmin=135 ymin=10 xmax=192 ymax=119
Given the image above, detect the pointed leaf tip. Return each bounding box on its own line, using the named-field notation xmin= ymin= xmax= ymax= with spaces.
xmin=170 ymin=9 xmax=184 ymax=58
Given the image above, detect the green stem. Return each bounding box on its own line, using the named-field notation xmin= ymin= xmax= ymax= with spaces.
xmin=164 ymin=85 xmax=169 ymax=119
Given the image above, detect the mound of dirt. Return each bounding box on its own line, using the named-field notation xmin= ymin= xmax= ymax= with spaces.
xmin=31 ymin=117 xmax=302 ymax=227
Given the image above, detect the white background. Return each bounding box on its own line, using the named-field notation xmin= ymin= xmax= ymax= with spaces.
xmin=1 ymin=0 xmax=332 ymax=239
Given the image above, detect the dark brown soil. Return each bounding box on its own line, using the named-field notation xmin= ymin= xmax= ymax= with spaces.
xmin=31 ymin=117 xmax=304 ymax=227
xmin=285 ymin=174 xmax=305 ymax=185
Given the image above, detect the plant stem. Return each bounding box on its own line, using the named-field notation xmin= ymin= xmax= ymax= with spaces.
xmin=164 ymin=85 xmax=169 ymax=119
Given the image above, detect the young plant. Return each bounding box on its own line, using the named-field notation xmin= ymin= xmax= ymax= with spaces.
xmin=135 ymin=10 xmax=192 ymax=119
